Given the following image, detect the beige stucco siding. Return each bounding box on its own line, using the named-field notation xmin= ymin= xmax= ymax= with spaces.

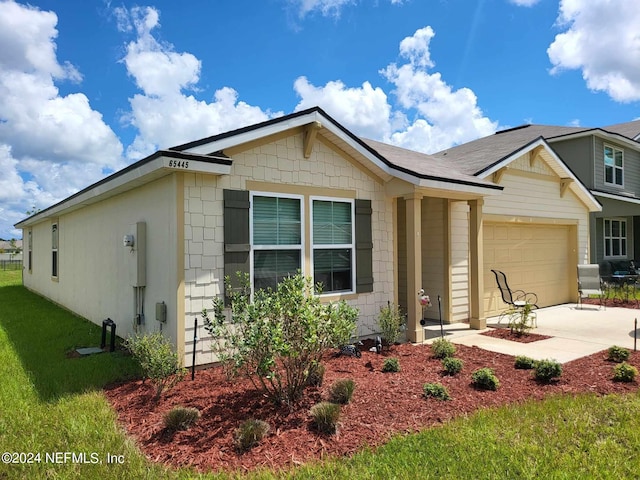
xmin=450 ymin=201 xmax=470 ymax=322
xmin=23 ymin=175 xmax=181 ymax=348
xmin=184 ymin=133 xmax=395 ymax=365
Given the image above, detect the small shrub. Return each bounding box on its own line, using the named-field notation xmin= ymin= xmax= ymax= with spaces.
xmin=310 ymin=402 xmax=341 ymax=434
xmin=423 ymin=382 xmax=451 ymax=401
xmin=613 ymin=362 xmax=638 ymax=382
xmin=534 ymin=359 xmax=563 ymax=382
xmin=376 ymin=302 xmax=405 ymax=346
xmin=607 ymin=345 xmax=630 ymax=363
xmin=163 ymin=406 xmax=200 ymax=432
xmin=382 ymin=357 xmax=400 ymax=373
xmin=234 ymin=419 xmax=270 ymax=451
xmin=306 ymin=361 xmax=325 ymax=387
xmin=431 ymin=338 xmax=456 ymax=359
xmin=329 ymin=379 xmax=356 ymax=404
xmin=442 ymin=357 xmax=464 ymax=376
xmin=124 ymin=332 xmax=186 ymax=401
xmin=471 ymin=367 xmax=500 ymax=391
xmin=514 ymin=355 xmax=537 ymax=370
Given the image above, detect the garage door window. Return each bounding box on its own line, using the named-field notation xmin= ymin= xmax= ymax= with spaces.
xmin=604 ymin=219 xmax=626 ymax=257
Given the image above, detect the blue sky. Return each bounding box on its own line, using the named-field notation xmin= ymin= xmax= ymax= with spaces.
xmin=1 ymin=0 xmax=640 ymax=239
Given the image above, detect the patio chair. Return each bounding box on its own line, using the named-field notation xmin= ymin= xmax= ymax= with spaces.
xmin=577 ymin=264 xmax=606 ymax=310
xmin=491 ymin=269 xmax=539 ymax=316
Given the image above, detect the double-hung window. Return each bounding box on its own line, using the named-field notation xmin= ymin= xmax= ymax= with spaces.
xmin=604 ymin=145 xmax=624 ymax=186
xmin=312 ymin=198 xmax=354 ymax=294
xmin=27 ymin=229 xmax=32 ymax=272
xmin=251 ymin=194 xmax=302 ymax=291
xmin=51 ymin=222 xmax=58 ymax=278
xmin=604 ymin=218 xmax=626 ymax=257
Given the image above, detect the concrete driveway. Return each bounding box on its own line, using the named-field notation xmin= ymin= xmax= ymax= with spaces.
xmin=422 ymin=303 xmax=640 ymax=363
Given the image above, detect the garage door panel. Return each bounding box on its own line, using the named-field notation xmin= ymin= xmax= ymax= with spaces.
xmin=484 ymin=223 xmax=571 ymax=317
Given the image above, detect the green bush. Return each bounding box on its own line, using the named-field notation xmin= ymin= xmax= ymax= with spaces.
xmin=613 ymin=362 xmax=638 ymax=382
xmin=124 ymin=332 xmax=186 ymax=401
xmin=305 ymin=361 xmax=325 ymax=387
xmin=534 ymin=359 xmax=563 ymax=382
xmin=471 ymin=367 xmax=500 ymax=391
xmin=382 ymin=357 xmax=400 ymax=373
xmin=431 ymin=338 xmax=456 ymax=359
xmin=423 ymin=382 xmax=451 ymax=401
xmin=310 ymin=402 xmax=341 ymax=434
xmin=202 ymin=273 xmax=359 ymax=406
xmin=234 ymin=419 xmax=270 ymax=451
xmin=163 ymin=406 xmax=200 ymax=432
xmin=329 ymin=379 xmax=356 ymax=404
xmin=442 ymin=357 xmax=463 ymax=376
xmin=607 ymin=345 xmax=631 ymax=363
xmin=514 ymin=355 xmax=537 ymax=370
xmin=376 ymin=302 xmax=405 ymax=346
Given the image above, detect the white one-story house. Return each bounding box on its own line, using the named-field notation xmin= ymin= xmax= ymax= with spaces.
xmin=15 ymin=107 xmax=601 ymax=366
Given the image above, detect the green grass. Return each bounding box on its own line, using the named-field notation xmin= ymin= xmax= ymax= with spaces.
xmin=2 ymin=269 xmax=640 ymax=479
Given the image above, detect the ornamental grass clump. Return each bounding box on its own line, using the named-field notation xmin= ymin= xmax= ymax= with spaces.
xmin=431 ymin=338 xmax=456 ymax=359
xmin=376 ymin=302 xmax=405 ymax=347
xmin=471 ymin=367 xmax=500 ymax=391
xmin=382 ymin=357 xmax=400 ymax=373
xmin=310 ymin=402 xmax=341 ymax=434
xmin=305 ymin=361 xmax=325 ymax=387
xmin=423 ymin=382 xmax=450 ymax=401
xmin=234 ymin=419 xmax=270 ymax=452
xmin=533 ymin=359 xmax=562 ymax=383
xmin=163 ymin=406 xmax=200 ymax=432
xmin=607 ymin=345 xmax=630 ymax=363
xmin=613 ymin=362 xmax=638 ymax=383
xmin=442 ymin=357 xmax=463 ymax=376
xmin=329 ymin=379 xmax=356 ymax=404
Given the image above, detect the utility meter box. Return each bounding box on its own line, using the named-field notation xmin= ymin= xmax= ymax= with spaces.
xmin=155 ymin=302 xmax=167 ymax=323
xmin=128 ymin=222 xmax=146 ymax=287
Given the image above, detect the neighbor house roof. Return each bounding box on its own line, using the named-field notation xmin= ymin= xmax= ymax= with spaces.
xmin=601 ymin=119 xmax=640 ymax=141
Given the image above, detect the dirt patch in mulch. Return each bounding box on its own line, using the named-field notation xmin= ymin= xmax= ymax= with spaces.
xmin=480 ymin=328 xmax=553 ymax=343
xmin=104 ymin=341 xmax=640 ymax=475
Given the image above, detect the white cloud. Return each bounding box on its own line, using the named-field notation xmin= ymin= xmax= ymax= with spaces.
xmin=508 ymin=0 xmax=540 ymax=6
xmin=0 ymin=0 xmax=124 ymax=239
xmin=286 ymin=0 xmax=403 ymax=18
xmin=119 ymin=6 xmax=279 ymax=158
xmin=548 ymin=0 xmax=640 ymax=102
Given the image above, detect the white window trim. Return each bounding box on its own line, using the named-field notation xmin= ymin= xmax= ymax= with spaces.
xmin=604 ymin=144 xmax=624 ymax=187
xmin=603 ymin=218 xmax=627 ymax=258
xmin=310 ymin=196 xmax=356 ymax=295
xmin=249 ymin=191 xmax=305 ymax=293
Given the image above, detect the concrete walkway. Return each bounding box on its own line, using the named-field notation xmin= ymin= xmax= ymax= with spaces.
xmin=422 ymin=303 xmax=640 ymax=363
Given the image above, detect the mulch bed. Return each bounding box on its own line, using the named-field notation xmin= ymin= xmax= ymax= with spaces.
xmin=104 ymin=341 xmax=640 ymax=475
xmin=481 ymin=328 xmax=552 ymax=343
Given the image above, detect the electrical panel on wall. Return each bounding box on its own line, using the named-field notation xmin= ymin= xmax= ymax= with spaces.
xmin=128 ymin=222 xmax=146 ymax=287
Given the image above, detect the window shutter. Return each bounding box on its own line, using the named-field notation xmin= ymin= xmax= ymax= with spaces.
xmin=223 ymin=189 xmax=250 ymax=299
xmin=355 ymin=199 xmax=373 ymax=293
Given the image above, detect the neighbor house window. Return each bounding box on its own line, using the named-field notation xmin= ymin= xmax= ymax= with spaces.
xmin=51 ymin=223 xmax=58 ymax=277
xmin=604 ymin=145 xmax=624 ymax=186
xmin=311 ymin=198 xmax=354 ymax=294
xmin=27 ymin=229 xmax=32 ymax=272
xmin=604 ymin=219 xmax=626 ymax=257
xmin=251 ymin=194 xmax=302 ymax=291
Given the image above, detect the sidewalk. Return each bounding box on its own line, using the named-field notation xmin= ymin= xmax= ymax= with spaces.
xmin=421 ymin=304 xmax=640 ymax=363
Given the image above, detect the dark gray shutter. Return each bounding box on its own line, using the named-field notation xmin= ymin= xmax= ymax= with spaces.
xmin=223 ymin=189 xmax=250 ymax=299
xmin=355 ymin=199 xmax=373 ymax=293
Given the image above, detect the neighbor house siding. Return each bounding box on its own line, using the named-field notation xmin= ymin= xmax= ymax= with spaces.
xmin=184 ymin=133 xmax=395 ymax=365
xmin=593 ymin=137 xmax=640 ymax=196
xmin=550 ymin=137 xmax=594 ymax=188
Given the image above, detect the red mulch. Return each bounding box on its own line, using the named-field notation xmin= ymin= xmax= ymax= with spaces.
xmin=104 ymin=341 xmax=640 ymax=475
xmin=481 ymin=328 xmax=552 ymax=343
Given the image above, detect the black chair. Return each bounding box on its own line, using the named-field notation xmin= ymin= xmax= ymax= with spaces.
xmin=491 ymin=269 xmax=539 ymax=310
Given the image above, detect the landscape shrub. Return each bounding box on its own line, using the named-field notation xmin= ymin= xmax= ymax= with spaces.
xmin=305 ymin=361 xmax=325 ymax=387
xmin=613 ymin=362 xmax=638 ymax=383
xmin=422 ymin=382 xmax=451 ymax=401
xmin=442 ymin=357 xmax=464 ymax=376
xmin=163 ymin=406 xmax=200 ymax=432
xmin=310 ymin=402 xmax=341 ymax=434
xmin=202 ymin=273 xmax=358 ymax=406
xmin=124 ymin=332 xmax=185 ymax=401
xmin=534 ymin=359 xmax=563 ymax=382
xmin=376 ymin=302 xmax=405 ymax=346
xmin=471 ymin=367 xmax=500 ymax=390
xmin=607 ymin=345 xmax=631 ymax=363
xmin=514 ymin=356 xmax=537 ymax=370
xmin=329 ymin=379 xmax=356 ymax=404
xmin=382 ymin=357 xmax=400 ymax=373
xmin=431 ymin=338 xmax=456 ymax=359
xmin=233 ymin=419 xmax=270 ymax=451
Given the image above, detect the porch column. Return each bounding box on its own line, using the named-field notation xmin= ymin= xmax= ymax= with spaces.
xmin=405 ymin=194 xmax=423 ymax=342
xmin=469 ymin=199 xmax=485 ymax=329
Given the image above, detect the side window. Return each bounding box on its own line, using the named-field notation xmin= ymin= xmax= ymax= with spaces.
xmin=311 ymin=198 xmax=354 ymax=294
xmin=51 ymin=223 xmax=58 ymax=278
xmin=251 ymin=194 xmax=303 ymax=292
xmin=604 ymin=145 xmax=623 ymax=186
xmin=27 ymin=229 xmax=32 ymax=272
